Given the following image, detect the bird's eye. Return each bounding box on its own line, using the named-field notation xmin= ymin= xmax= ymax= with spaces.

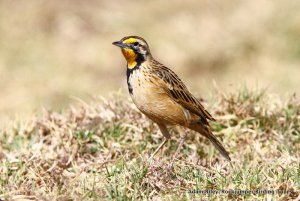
xmin=133 ymin=42 xmax=139 ymax=46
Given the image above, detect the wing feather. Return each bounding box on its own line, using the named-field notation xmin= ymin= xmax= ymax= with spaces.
xmin=150 ymin=60 xmax=215 ymax=123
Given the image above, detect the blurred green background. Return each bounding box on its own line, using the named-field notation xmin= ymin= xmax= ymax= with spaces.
xmin=1 ymin=0 xmax=300 ymax=124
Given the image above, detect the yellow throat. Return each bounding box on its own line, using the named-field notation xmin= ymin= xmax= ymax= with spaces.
xmin=121 ymin=48 xmax=137 ymax=69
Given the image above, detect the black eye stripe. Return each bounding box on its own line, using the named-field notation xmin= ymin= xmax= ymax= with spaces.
xmin=133 ymin=42 xmax=139 ymax=46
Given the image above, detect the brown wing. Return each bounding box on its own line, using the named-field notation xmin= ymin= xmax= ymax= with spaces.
xmin=150 ymin=60 xmax=215 ymax=123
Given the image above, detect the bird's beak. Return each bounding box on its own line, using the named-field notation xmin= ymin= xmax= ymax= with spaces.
xmin=112 ymin=40 xmax=128 ymax=48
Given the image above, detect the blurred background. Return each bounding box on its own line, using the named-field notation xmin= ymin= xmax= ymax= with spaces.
xmin=1 ymin=0 xmax=300 ymax=124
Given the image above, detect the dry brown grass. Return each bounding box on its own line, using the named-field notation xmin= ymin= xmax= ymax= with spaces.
xmin=0 ymin=89 xmax=299 ymax=200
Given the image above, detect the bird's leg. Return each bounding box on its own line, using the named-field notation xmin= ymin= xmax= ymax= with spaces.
xmin=148 ymin=124 xmax=170 ymax=162
xmin=148 ymin=137 xmax=168 ymax=161
xmin=170 ymin=126 xmax=186 ymax=167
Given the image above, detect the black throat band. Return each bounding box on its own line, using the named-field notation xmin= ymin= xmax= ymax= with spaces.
xmin=126 ymin=54 xmax=145 ymax=94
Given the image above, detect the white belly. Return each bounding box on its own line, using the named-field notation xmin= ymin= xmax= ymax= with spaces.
xmin=127 ymin=69 xmax=186 ymax=125
xmin=128 ymin=69 xmax=163 ymax=109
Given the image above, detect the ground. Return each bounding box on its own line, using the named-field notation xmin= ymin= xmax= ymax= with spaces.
xmin=0 ymin=89 xmax=299 ymax=200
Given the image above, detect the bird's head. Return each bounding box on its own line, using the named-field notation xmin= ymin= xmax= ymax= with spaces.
xmin=112 ymin=36 xmax=151 ymax=68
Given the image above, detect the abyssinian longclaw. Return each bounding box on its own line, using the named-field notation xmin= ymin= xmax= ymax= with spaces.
xmin=113 ymin=36 xmax=231 ymax=162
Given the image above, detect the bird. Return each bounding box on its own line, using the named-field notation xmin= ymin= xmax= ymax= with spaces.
xmin=112 ymin=36 xmax=231 ymax=162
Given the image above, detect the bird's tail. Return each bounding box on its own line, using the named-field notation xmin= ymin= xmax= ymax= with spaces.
xmin=189 ymin=123 xmax=231 ymax=161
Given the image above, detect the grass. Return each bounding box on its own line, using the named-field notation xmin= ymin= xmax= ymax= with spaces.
xmin=0 ymin=89 xmax=299 ymax=200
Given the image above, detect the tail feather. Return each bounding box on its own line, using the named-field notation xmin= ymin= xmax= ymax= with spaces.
xmin=189 ymin=124 xmax=231 ymax=161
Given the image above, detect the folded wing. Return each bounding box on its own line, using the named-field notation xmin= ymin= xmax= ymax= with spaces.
xmin=151 ymin=60 xmax=215 ymax=124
